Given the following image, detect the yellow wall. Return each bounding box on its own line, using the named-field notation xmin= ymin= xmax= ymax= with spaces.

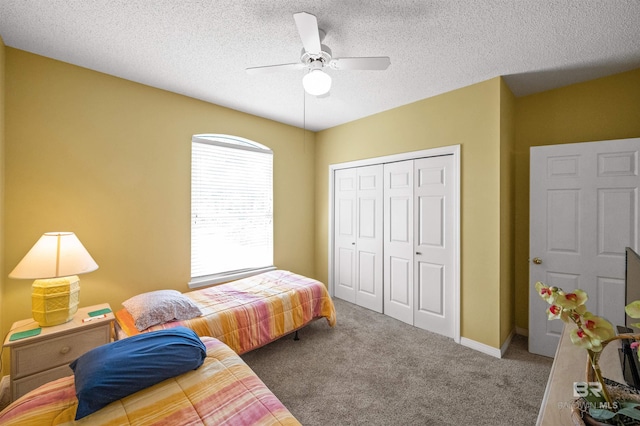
xmin=500 ymin=79 xmax=516 ymax=344
xmin=0 ymin=36 xmax=5 ymax=345
xmin=514 ymin=68 xmax=640 ymax=331
xmin=3 ymin=42 xmax=638 ymax=365
xmin=2 ymin=49 xmax=317 ymax=366
xmin=315 ymin=77 xmax=505 ymax=348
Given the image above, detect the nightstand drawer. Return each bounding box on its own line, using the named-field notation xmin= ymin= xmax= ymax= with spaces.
xmin=12 ymin=364 xmax=73 ymax=400
xmin=12 ymin=325 xmax=110 ymax=379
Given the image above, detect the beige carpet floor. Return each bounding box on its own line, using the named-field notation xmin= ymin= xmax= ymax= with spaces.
xmin=242 ymin=298 xmax=553 ymax=426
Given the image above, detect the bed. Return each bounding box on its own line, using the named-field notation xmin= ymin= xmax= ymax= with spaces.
xmin=114 ymin=270 xmax=337 ymax=354
xmin=0 ymin=334 xmax=301 ymax=425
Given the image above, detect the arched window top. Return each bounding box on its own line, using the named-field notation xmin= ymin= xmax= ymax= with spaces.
xmin=190 ymin=133 xmax=274 ymax=288
xmin=193 ymin=134 xmax=272 ymax=154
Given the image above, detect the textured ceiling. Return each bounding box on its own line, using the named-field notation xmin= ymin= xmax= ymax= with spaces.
xmin=1 ymin=1 xmax=639 ymax=131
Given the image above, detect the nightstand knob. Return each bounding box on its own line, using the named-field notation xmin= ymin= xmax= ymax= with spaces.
xmin=60 ymin=346 xmax=70 ymax=354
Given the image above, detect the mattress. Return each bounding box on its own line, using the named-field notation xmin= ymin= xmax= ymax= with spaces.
xmin=0 ymin=336 xmax=301 ymax=425
xmin=115 ymin=270 xmax=336 ymax=354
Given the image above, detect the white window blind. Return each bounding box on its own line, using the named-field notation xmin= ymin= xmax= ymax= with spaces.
xmin=191 ymin=134 xmax=273 ymax=287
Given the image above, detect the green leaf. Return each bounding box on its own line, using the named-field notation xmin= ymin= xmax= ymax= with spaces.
xmin=584 ymin=392 xmax=617 ymax=421
xmin=589 ymin=407 xmax=617 ymax=420
xmin=617 ymin=402 xmax=640 ymax=420
xmin=626 ymin=300 xmax=640 ymax=318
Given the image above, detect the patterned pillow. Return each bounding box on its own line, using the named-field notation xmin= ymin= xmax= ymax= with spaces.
xmin=122 ymin=289 xmax=202 ymax=331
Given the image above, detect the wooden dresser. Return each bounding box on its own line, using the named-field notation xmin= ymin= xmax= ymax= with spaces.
xmin=536 ymin=324 xmax=625 ymax=425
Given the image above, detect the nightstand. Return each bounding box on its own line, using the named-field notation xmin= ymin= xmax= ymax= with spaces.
xmin=2 ymin=303 xmax=114 ymax=401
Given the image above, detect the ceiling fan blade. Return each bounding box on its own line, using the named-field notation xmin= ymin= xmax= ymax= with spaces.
xmin=294 ymin=12 xmax=321 ymax=54
xmin=330 ymin=57 xmax=391 ymax=71
xmin=246 ymin=63 xmax=305 ymax=74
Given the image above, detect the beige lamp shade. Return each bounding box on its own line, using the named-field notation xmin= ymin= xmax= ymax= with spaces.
xmin=9 ymin=232 xmax=98 ymax=279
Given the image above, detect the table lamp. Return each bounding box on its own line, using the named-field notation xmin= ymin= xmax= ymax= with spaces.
xmin=9 ymin=232 xmax=99 ymax=326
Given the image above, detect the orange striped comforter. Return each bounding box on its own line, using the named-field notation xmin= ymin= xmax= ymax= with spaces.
xmin=115 ymin=270 xmax=337 ymax=354
xmin=0 ymin=337 xmax=300 ymax=425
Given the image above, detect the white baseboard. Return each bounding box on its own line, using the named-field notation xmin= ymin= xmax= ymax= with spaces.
xmin=461 ymin=337 xmax=503 ymax=358
xmin=500 ymin=330 xmax=515 ymax=357
xmin=516 ymin=326 xmax=528 ymax=337
xmin=461 ymin=329 xmax=515 ymax=359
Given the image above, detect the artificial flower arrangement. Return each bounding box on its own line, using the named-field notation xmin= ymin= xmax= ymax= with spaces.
xmin=536 ymin=282 xmax=640 ymax=424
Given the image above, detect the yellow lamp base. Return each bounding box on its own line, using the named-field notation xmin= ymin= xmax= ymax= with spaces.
xmin=31 ymin=276 xmax=80 ymax=326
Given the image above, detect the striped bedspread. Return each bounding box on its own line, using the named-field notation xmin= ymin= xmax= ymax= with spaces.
xmin=116 ymin=270 xmax=336 ymax=354
xmin=0 ymin=337 xmax=301 ymax=425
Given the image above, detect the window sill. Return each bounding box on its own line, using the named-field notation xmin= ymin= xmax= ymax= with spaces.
xmin=188 ymin=266 xmax=276 ymax=289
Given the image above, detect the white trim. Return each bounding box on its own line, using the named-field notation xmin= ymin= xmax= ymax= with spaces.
xmin=327 ymin=169 xmax=335 ymax=297
xmin=460 ymin=329 xmax=515 ymax=359
xmin=328 ymin=145 xmax=461 ymax=344
xmin=192 ymin=134 xmax=273 ymax=154
xmin=460 ymin=337 xmax=503 ymax=358
xmin=516 ymin=326 xmax=528 ymax=337
xmin=500 ymin=329 xmax=515 ymax=357
xmin=330 ymin=145 xmax=459 ymax=170
xmin=452 ymin=146 xmax=461 ymax=344
xmin=188 ymin=266 xmax=276 ymax=289
xmin=536 ymin=368 xmax=555 ymax=426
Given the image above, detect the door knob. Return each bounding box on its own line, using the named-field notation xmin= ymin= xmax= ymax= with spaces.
xmin=533 ymin=257 xmax=543 ymax=265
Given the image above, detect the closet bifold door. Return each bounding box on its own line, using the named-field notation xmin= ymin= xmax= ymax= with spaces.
xmin=333 ymin=168 xmax=357 ymax=304
xmin=413 ymin=154 xmax=455 ymax=338
xmin=383 ymin=154 xmax=455 ymax=337
xmin=333 ymin=165 xmax=384 ymax=312
xmin=354 ymin=165 xmax=383 ymax=313
xmin=383 ymin=160 xmax=414 ymax=324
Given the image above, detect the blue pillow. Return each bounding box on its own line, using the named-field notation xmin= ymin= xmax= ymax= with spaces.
xmin=69 ymin=327 xmax=206 ymax=420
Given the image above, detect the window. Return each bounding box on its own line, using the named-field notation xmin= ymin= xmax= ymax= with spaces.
xmin=190 ymin=134 xmax=273 ymax=288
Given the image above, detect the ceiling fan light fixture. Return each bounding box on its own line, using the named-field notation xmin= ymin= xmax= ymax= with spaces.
xmin=303 ymin=69 xmax=331 ymax=96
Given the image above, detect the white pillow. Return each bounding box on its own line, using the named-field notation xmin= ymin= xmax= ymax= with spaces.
xmin=122 ymin=290 xmax=203 ymax=331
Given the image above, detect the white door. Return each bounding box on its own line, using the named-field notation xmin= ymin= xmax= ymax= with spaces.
xmin=355 ymin=165 xmax=384 ymax=312
xmin=384 ymin=160 xmax=414 ymax=324
xmin=414 ymin=155 xmax=456 ymax=338
xmin=529 ymin=138 xmax=640 ymax=357
xmin=333 ymin=165 xmax=383 ymax=312
xmin=334 ymin=168 xmax=357 ymax=303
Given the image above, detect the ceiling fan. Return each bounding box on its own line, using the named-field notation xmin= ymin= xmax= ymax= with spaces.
xmin=246 ymin=12 xmax=391 ymax=96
